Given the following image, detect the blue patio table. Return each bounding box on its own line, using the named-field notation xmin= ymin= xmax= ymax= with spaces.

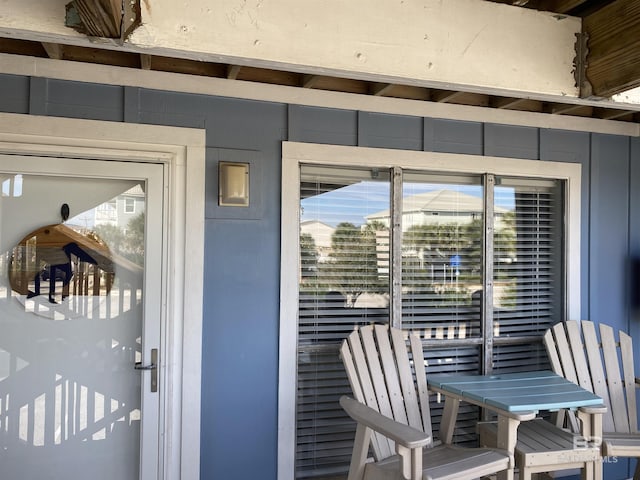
xmin=427 ymin=370 xmax=605 ymax=480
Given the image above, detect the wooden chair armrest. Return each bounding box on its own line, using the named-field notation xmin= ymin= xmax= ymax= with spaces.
xmin=578 ymin=404 xmax=607 ymax=415
xmin=340 ymin=396 xmax=432 ymax=449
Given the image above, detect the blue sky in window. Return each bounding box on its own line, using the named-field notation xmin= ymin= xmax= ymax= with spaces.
xmin=301 ymin=181 xmax=515 ymax=227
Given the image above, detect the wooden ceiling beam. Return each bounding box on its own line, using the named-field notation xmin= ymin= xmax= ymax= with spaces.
xmin=583 ymin=0 xmax=640 ymax=97
xmin=140 ymin=54 xmax=152 ymax=70
xmin=302 ymin=75 xmax=321 ymax=88
xmin=227 ymin=65 xmax=242 ymax=80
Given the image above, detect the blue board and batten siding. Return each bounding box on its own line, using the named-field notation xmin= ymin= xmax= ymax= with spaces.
xmin=1 ymin=73 xmax=640 ymax=480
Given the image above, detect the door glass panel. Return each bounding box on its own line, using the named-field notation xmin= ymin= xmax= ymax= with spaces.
xmin=297 ymin=165 xmax=391 ymax=478
xmin=401 ymin=173 xmax=483 ymax=342
xmin=492 ymin=177 xmax=564 ymax=372
xmin=0 ymin=173 xmax=146 ymax=480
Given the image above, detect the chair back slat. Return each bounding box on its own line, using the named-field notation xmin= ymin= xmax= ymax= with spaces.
xmin=340 ymin=341 xmax=365 ymax=403
xmin=620 ymin=331 xmax=638 ymax=433
xmin=566 ymin=321 xmax=593 ymax=392
xmin=551 ymin=322 xmax=579 ymax=384
xmin=409 ymin=331 xmax=433 ymax=438
xmin=343 ymin=328 xmax=393 ymax=458
xmin=580 ymin=321 xmax=614 ymax=432
xmin=360 ymin=326 xmax=394 ymax=421
xmin=340 ymin=338 xmax=385 ymax=459
xmin=340 ymin=325 xmax=433 ymax=461
xmin=544 ymin=328 xmax=563 ymax=375
xmin=387 ymin=326 xmax=420 ymax=431
xmin=600 ymin=323 xmax=630 ymax=433
xmin=374 ymin=325 xmax=409 ymax=426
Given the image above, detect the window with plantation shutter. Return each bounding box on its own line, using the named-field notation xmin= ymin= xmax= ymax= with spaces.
xmin=279 ymin=143 xmax=581 ymax=480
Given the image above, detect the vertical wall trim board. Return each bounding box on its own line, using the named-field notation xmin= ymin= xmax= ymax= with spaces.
xmin=629 ymin=137 xmax=640 ymax=366
xmin=539 ymin=129 xmax=591 ymax=320
xmin=589 ymin=134 xmax=630 ymax=331
xmin=585 ymin=135 xmax=592 ymax=320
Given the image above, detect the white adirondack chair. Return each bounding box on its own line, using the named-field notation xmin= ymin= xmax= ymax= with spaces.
xmin=544 ymin=320 xmax=640 ymax=479
xmin=339 ymin=324 xmax=512 ymax=480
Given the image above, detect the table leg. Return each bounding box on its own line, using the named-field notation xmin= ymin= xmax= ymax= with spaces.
xmin=496 ymin=415 xmax=519 ymax=480
xmin=438 ymin=397 xmax=460 ymax=444
xmin=592 ymin=414 xmax=602 ymax=480
xmin=578 ymin=410 xmax=603 ymax=480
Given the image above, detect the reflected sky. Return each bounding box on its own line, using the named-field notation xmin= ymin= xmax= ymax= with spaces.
xmin=301 ymin=181 xmax=515 ymax=227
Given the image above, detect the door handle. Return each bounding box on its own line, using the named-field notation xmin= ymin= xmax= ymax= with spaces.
xmin=135 ymin=348 xmax=158 ymax=392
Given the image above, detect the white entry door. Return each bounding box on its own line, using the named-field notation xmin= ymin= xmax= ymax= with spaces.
xmin=0 ymin=155 xmax=165 ymax=480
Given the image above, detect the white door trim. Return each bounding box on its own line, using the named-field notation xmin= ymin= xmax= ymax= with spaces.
xmin=0 ymin=112 xmax=206 ymax=480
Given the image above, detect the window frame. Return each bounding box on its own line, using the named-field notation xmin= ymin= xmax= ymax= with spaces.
xmin=124 ymin=195 xmax=136 ymax=213
xmin=277 ymin=141 xmax=581 ymax=480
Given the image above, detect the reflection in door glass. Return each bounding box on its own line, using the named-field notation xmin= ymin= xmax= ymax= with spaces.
xmin=401 ymin=175 xmax=484 ymax=340
xmin=296 ymin=165 xmax=391 ymax=477
xmin=0 ymin=177 xmax=146 ymax=480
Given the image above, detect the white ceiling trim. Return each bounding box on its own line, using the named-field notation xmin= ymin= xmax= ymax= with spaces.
xmin=1 ymin=53 xmax=639 ymax=137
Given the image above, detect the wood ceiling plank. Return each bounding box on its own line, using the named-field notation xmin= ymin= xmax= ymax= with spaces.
xmin=0 ymin=38 xmax=47 ymax=57
xmin=492 ymin=97 xmax=528 ymax=109
xmin=150 ymin=56 xmax=226 ymax=77
xmin=300 ymin=75 xmax=369 ymax=94
xmin=432 ymin=91 xmax=465 ymax=103
xmin=583 ymin=0 xmax=640 ymax=96
xmin=546 ymin=103 xmax=593 ymax=115
xmin=371 ymin=83 xmax=394 ymax=96
xmin=594 ymin=107 xmax=634 ymax=120
xmin=433 ymin=90 xmax=489 ymax=106
xmin=235 ymin=66 xmax=300 ymax=86
xmin=492 ymin=97 xmax=543 ymax=111
xmin=61 ymin=45 xmax=140 ymax=68
xmin=379 ymin=85 xmax=431 ymax=101
xmin=534 ymin=0 xmax=590 ymax=14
